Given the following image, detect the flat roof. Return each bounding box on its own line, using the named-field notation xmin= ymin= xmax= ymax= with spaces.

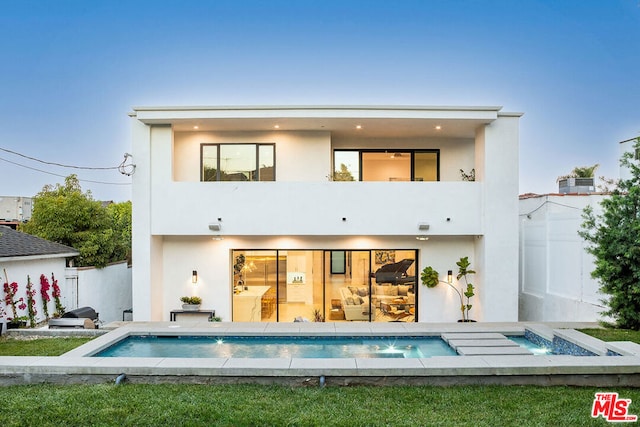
xmin=130 ymin=105 xmax=523 ymax=139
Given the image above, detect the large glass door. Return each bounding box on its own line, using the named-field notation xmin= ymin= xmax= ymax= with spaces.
xmin=231 ymin=249 xmax=416 ymax=322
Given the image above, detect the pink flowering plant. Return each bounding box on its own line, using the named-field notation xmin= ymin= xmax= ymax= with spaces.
xmin=51 ymin=273 xmax=65 ymax=316
xmin=25 ymin=275 xmax=37 ymax=328
xmin=39 ymin=274 xmax=51 ymax=319
xmin=3 ymin=268 xmax=25 ymax=322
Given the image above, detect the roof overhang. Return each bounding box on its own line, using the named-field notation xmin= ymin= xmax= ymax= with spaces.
xmin=0 ymin=252 xmax=79 ymax=263
xmin=130 ymin=105 xmax=521 ymax=139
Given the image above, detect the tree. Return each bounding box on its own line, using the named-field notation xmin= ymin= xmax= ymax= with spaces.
xmin=333 ymin=163 xmax=355 ymax=181
xmin=19 ymin=175 xmax=131 ymax=268
xmin=579 ymin=138 xmax=640 ymax=329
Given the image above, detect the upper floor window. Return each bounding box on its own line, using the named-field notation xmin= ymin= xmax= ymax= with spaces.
xmin=201 ymin=144 xmax=275 ymax=181
xmin=333 ymin=150 xmax=439 ymax=182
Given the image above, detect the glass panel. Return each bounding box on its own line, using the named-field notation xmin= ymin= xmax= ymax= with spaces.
xmin=258 ymin=145 xmax=275 ymax=181
xmin=333 ymin=151 xmax=359 ymax=181
xmin=362 ymin=152 xmax=411 ymax=181
xmin=325 ymin=250 xmax=371 ymax=322
xmin=330 ymin=251 xmax=346 ymax=274
xmin=278 ymin=250 xmax=323 ymax=322
xmin=371 ymin=250 xmax=416 ymax=322
xmin=414 ymin=151 xmax=438 ymax=182
xmin=220 ymin=145 xmax=256 ymax=181
xmin=232 ymin=250 xmax=278 ymax=321
xmin=202 ymin=145 xmax=219 ymax=181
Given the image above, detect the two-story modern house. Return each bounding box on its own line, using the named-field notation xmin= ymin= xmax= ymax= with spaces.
xmin=130 ymin=105 xmax=521 ymax=323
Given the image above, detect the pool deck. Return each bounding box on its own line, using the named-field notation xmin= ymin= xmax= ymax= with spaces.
xmin=2 ymin=321 xmax=640 ymax=386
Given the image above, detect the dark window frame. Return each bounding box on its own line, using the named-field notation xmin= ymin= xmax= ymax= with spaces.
xmin=333 ymin=149 xmax=440 ymax=181
xmin=200 ymin=143 xmax=276 ymax=182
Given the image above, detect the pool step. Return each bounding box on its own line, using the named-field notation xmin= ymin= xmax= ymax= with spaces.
xmin=441 ymin=332 xmax=533 ymax=356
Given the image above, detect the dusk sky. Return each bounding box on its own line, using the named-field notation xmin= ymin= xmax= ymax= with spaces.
xmin=1 ymin=0 xmax=638 ymax=202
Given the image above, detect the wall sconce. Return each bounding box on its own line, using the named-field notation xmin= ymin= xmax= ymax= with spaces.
xmin=447 ymin=270 xmax=453 ymax=284
xmin=192 ymin=270 xmax=198 ymax=284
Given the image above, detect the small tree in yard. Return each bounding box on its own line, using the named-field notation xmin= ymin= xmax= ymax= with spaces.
xmin=19 ymin=175 xmax=131 ymax=268
xmin=579 ymin=137 xmax=640 ymax=330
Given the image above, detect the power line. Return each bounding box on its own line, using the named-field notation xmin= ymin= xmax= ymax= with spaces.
xmin=0 ymin=146 xmax=120 ymax=170
xmin=0 ymin=156 xmax=131 ymax=186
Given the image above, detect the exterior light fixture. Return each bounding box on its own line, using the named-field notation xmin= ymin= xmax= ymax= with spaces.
xmin=209 ymin=223 xmax=221 ymax=231
xmin=447 ymin=270 xmax=453 ymax=284
xmin=192 ymin=270 xmax=198 ymax=284
xmin=418 ymin=223 xmax=430 ymax=231
xmin=416 ymin=235 xmax=429 ymax=241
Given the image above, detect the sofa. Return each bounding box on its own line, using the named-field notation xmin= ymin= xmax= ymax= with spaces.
xmin=339 ymin=287 xmax=371 ymax=321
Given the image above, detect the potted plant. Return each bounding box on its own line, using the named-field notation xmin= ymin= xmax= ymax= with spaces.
xmin=180 ymin=296 xmax=202 ymax=311
xmin=421 ymin=256 xmax=476 ymax=322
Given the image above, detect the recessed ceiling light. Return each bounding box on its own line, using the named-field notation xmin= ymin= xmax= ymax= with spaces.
xmin=356 ymin=125 xmax=362 ymax=129
xmin=435 ymin=125 xmax=442 ymax=130
xmin=274 ymin=125 xmax=280 ymax=129
xmin=193 ymin=125 xmax=199 ymax=130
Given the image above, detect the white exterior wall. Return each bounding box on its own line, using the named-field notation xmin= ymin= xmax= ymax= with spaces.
xmin=0 ymin=257 xmax=69 ymax=324
xmin=474 ymin=115 xmax=520 ymax=321
xmin=131 ymin=106 xmax=521 ymax=322
xmin=68 ymin=262 xmax=132 ymax=324
xmin=519 ymin=194 xmax=608 ymax=322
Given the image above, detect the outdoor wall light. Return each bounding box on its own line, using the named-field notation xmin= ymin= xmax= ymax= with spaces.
xmin=418 ymin=223 xmax=430 ymax=231
xmin=192 ymin=270 xmax=198 ymax=284
xmin=447 ymin=270 xmax=453 ymax=284
xmin=209 ymin=223 xmax=221 ymax=231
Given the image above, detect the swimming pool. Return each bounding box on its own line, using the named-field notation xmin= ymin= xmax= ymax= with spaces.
xmin=94 ymin=335 xmax=458 ymax=358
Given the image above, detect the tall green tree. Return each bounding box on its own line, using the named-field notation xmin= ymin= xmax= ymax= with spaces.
xmin=579 ymin=138 xmax=640 ymax=329
xmin=19 ymin=175 xmax=131 ymax=268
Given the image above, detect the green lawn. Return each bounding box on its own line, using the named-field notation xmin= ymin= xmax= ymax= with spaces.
xmin=579 ymin=328 xmax=640 ymax=344
xmin=0 ymin=383 xmax=636 ymax=426
xmin=0 ymin=336 xmax=93 ymax=356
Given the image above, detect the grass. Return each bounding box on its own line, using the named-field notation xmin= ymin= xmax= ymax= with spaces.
xmin=0 ymin=383 xmax=637 ymax=426
xmin=579 ymin=328 xmax=640 ymax=344
xmin=0 ymin=336 xmax=93 ymax=356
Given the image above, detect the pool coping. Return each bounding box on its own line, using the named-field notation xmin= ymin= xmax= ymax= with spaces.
xmin=2 ymin=321 xmax=640 ymax=386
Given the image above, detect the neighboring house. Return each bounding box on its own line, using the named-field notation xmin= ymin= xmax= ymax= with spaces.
xmin=0 ymin=225 xmax=78 ymax=323
xmin=0 ymin=196 xmax=32 ymax=229
xmin=130 ymin=105 xmax=522 ymax=323
xmin=518 ymin=193 xmax=608 ymax=322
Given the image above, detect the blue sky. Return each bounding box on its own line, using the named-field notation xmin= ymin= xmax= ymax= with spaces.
xmin=1 ymin=0 xmax=638 ymax=202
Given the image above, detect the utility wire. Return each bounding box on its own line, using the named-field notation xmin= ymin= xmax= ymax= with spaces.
xmin=0 ymin=146 xmax=121 ymax=170
xmin=0 ymin=156 xmax=131 ymax=186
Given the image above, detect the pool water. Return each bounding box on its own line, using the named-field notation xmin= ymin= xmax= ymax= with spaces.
xmin=94 ymin=336 xmax=458 ymax=358
xmin=508 ymin=336 xmax=554 ymax=355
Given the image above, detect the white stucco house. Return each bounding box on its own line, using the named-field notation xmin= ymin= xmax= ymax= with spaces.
xmin=130 ymin=105 xmax=521 ymax=323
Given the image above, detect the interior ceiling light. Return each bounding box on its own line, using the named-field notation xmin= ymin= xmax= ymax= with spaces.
xmin=274 ymin=125 xmax=280 ymax=129
xmin=193 ymin=125 xmax=199 ymax=130
xmin=356 ymin=125 xmax=362 ymax=129
xmin=416 ymin=235 xmax=429 ymax=241
xmin=435 ymin=125 xmax=442 ymax=130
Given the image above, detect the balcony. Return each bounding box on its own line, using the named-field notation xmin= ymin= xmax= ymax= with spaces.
xmin=150 ymin=181 xmax=483 ymax=237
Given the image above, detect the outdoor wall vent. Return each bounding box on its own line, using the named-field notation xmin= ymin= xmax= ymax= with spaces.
xmin=418 ymin=223 xmax=430 ymax=231
xmin=209 ymin=223 xmax=221 ymax=231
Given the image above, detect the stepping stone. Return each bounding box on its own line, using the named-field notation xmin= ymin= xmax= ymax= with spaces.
xmin=441 ymin=333 xmax=506 ymax=343
xmin=448 ymin=339 xmax=519 ymax=350
xmin=456 ymin=346 xmax=533 ymax=356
